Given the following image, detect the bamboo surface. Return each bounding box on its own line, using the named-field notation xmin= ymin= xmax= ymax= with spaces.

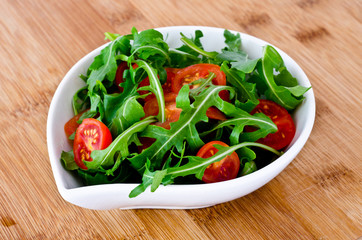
xmin=0 ymin=0 xmax=361 ymax=239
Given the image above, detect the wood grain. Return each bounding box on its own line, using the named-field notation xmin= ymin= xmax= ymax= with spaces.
xmin=0 ymin=0 xmax=361 ymax=239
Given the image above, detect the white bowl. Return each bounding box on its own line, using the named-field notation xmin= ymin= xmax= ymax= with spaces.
xmin=47 ymin=26 xmax=315 ymax=210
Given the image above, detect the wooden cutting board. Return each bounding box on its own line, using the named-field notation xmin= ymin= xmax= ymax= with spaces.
xmin=0 ymin=0 xmax=361 ymax=239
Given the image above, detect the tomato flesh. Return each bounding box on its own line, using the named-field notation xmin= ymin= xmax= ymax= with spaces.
xmin=172 ymin=63 xmax=226 ymax=92
xmin=73 ymin=118 xmax=113 ymax=170
xmin=138 ymin=68 xmax=178 ymax=102
xmin=249 ymin=99 xmax=296 ymax=150
xmin=197 ymin=141 xmax=240 ymax=183
xmin=143 ymin=92 xmax=182 ymax=129
xmin=64 ymin=110 xmax=86 ymax=139
xmin=172 ymin=63 xmax=228 ymax=120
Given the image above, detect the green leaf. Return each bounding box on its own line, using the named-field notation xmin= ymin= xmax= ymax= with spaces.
xmin=224 ymin=29 xmax=242 ymax=52
xmin=169 ymin=49 xmax=201 ymax=68
xmin=103 ymin=75 xmax=140 ymax=125
xmin=60 ymin=150 xmax=79 ymax=171
xmin=128 ymin=84 xmax=234 ymax=172
xmin=256 ymin=45 xmax=310 ymax=110
xmin=216 ymin=50 xmax=259 ymax=73
xmin=131 ymin=28 xmax=170 ymax=65
xmin=77 ymin=162 xmax=133 ymax=185
xmin=104 ymin=32 xmax=121 ymax=41
xmin=241 ymin=161 xmax=257 ymax=176
xmin=109 ymin=95 xmax=145 ymax=136
xmin=72 ymin=86 xmax=89 ymax=115
xmin=87 ymin=36 xmax=131 ymax=92
xmin=220 ymin=62 xmax=259 ymax=112
xmin=130 ymin=142 xmax=281 ymax=196
xmin=170 ymin=142 xmax=280 ymax=178
xmin=177 ymin=30 xmax=205 ymax=56
xmin=85 ymin=117 xmax=157 ymax=170
xmin=200 ymin=109 xmax=277 ymax=145
xmin=134 ymin=60 xmax=166 ymax=122
xmin=128 ymin=160 xmax=169 ymax=198
xmin=180 ymin=32 xmax=218 ymax=59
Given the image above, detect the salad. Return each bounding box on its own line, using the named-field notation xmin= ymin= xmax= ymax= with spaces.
xmin=60 ymin=27 xmax=310 ymax=197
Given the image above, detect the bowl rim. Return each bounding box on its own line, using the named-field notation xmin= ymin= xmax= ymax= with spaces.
xmin=47 ymin=25 xmax=315 ymax=209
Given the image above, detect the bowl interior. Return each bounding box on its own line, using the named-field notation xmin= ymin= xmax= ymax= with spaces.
xmin=47 ymin=26 xmax=315 ymax=209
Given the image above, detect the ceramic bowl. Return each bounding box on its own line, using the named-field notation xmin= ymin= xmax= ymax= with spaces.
xmin=47 ymin=26 xmax=315 ymax=210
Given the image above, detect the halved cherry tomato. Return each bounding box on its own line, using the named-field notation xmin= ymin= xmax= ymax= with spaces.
xmin=64 ymin=112 xmax=83 ymax=139
xmin=138 ymin=68 xmax=179 ymax=102
xmin=197 ymin=141 xmax=240 ymax=183
xmin=249 ymin=99 xmax=296 ymax=150
xmin=206 ymin=107 xmax=227 ymax=121
xmin=172 ymin=63 xmax=229 ymax=100
xmin=143 ymin=92 xmax=182 ymax=129
xmin=172 ymin=64 xmax=226 ymax=92
xmin=172 ymin=63 xmax=228 ymax=120
xmin=73 ymin=118 xmax=113 ymax=170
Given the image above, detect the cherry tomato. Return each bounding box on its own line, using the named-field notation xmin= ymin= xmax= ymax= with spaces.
xmin=64 ymin=111 xmax=84 ymax=139
xmin=73 ymin=118 xmax=113 ymax=170
xmin=143 ymin=92 xmax=182 ymax=129
xmin=249 ymin=99 xmax=296 ymax=150
xmin=138 ymin=68 xmax=179 ymax=102
xmin=206 ymin=107 xmax=227 ymax=121
xmin=172 ymin=63 xmax=226 ymax=92
xmin=197 ymin=141 xmax=240 ymax=183
xmin=172 ymin=64 xmax=228 ymax=120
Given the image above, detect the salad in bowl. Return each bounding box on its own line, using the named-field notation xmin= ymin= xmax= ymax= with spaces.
xmin=47 ymin=26 xmax=314 ymax=209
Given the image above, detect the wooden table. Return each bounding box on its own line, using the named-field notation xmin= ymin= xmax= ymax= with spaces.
xmin=0 ymin=0 xmax=361 ymax=239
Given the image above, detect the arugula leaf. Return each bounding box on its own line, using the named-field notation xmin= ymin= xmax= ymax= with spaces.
xmin=224 ymin=29 xmax=242 ymax=52
xmin=104 ymin=32 xmax=121 ymax=41
xmin=129 ymin=160 xmax=168 ymax=198
xmin=241 ymin=161 xmax=257 ymax=176
xmin=131 ymin=27 xmax=170 ymax=66
xmin=102 ymin=74 xmax=140 ymax=125
xmin=60 ymin=150 xmax=79 ymax=171
xmin=127 ymin=84 xmax=234 ymax=172
xmin=256 ymin=45 xmax=309 ymax=110
xmin=200 ymin=110 xmax=277 ymax=145
xmin=216 ymin=50 xmax=259 ymax=73
xmin=179 ymin=32 xmax=218 ymax=59
xmin=133 ymin=60 xmax=166 ymax=122
xmin=169 ymin=49 xmax=201 ymax=68
xmin=220 ymin=62 xmax=259 ymax=112
xmin=130 ymin=142 xmax=281 ymax=197
xmin=77 ymin=162 xmax=133 ymax=185
xmin=177 ymin=30 xmax=205 ymax=56
xmin=85 ymin=116 xmax=157 ymax=170
xmin=72 ymin=86 xmax=89 ymax=115
xmin=87 ymin=36 xmax=131 ymax=92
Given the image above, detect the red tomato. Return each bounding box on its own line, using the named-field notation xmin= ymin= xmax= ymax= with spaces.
xmin=206 ymin=107 xmax=227 ymax=121
xmin=64 ymin=112 xmax=83 ymax=139
xmin=138 ymin=68 xmax=178 ymax=102
xmin=171 ymin=63 xmax=229 ymax=100
xmin=172 ymin=63 xmax=226 ymax=93
xmin=115 ymin=61 xmax=128 ymax=92
xmin=172 ymin=64 xmax=228 ymax=120
xmin=143 ymin=92 xmax=182 ymax=129
xmin=249 ymin=99 xmax=296 ymax=150
xmin=73 ymin=118 xmax=113 ymax=170
xmin=197 ymin=141 xmax=240 ymax=183
xmin=64 ymin=109 xmax=90 ymax=140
